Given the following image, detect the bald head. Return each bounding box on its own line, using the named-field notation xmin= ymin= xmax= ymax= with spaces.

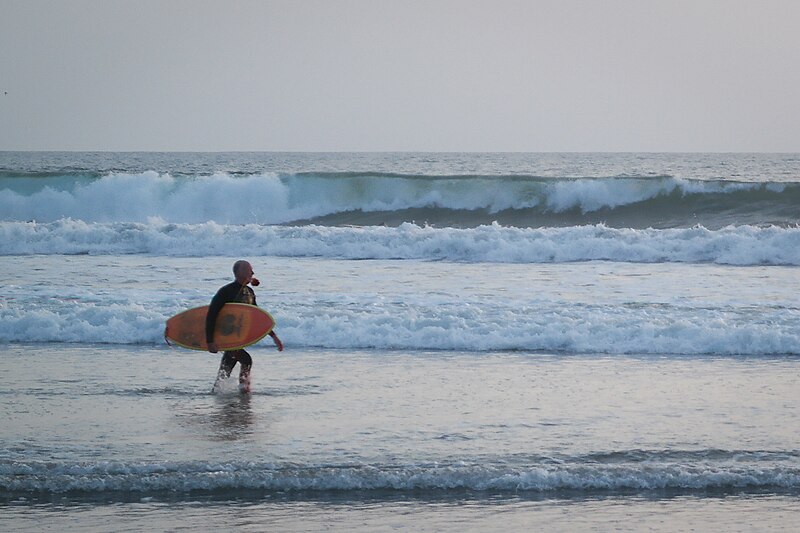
xmin=233 ymin=260 xmax=254 ymax=284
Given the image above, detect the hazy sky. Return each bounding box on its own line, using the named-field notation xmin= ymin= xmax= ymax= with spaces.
xmin=2 ymin=0 xmax=799 ymax=152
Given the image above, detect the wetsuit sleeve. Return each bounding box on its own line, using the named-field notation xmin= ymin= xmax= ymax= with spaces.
xmin=205 ymin=286 xmax=230 ymax=344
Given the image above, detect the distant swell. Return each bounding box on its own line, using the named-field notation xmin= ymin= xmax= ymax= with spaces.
xmin=3 ymin=451 xmax=798 ymax=494
xmin=1 ymin=172 xmax=799 ymax=228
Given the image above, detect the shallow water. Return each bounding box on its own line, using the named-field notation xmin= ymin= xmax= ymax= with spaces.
xmin=2 ymin=344 xmax=799 ymax=531
xmin=4 ymin=493 xmax=800 ymax=532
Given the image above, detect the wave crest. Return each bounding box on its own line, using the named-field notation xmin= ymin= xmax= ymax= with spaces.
xmin=2 ymin=172 xmax=799 ymax=228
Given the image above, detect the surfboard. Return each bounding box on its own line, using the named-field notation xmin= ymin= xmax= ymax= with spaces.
xmin=164 ymin=303 xmax=275 ymax=351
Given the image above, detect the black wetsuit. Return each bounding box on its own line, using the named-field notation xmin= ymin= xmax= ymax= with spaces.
xmin=206 ymin=281 xmax=257 ymax=380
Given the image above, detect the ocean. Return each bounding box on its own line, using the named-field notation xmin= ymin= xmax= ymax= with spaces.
xmin=1 ymin=152 xmax=799 ymax=531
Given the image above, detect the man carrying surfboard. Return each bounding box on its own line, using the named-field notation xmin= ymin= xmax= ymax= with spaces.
xmin=206 ymin=260 xmax=283 ymax=393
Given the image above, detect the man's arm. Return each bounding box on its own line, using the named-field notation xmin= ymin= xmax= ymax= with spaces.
xmin=205 ymin=286 xmax=231 ymax=352
xmin=269 ymin=330 xmax=284 ymax=351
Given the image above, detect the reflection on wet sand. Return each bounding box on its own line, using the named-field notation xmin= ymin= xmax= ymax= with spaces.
xmin=172 ymin=390 xmax=259 ymax=442
xmin=209 ymin=393 xmax=255 ymax=441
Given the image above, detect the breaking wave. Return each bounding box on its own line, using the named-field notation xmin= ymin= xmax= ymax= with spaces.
xmin=1 ymin=171 xmax=799 ymax=228
xmin=3 ymin=220 xmax=800 ymax=266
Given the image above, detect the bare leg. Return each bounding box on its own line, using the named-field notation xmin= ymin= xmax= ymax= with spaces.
xmin=237 ymin=350 xmax=253 ymax=393
xmin=212 ymin=352 xmax=237 ymax=393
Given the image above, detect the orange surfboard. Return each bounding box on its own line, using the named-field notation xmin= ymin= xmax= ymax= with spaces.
xmin=165 ymin=303 xmax=275 ymax=351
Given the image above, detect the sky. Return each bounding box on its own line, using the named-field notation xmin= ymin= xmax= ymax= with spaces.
xmin=1 ymin=0 xmax=799 ymax=152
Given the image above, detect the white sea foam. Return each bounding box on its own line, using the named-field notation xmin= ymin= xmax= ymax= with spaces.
xmin=2 ymin=220 xmax=800 ymax=266
xmin=1 ymin=291 xmax=798 ymax=355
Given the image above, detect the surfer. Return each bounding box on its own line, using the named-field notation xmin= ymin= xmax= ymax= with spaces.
xmin=206 ymin=260 xmax=283 ymax=392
